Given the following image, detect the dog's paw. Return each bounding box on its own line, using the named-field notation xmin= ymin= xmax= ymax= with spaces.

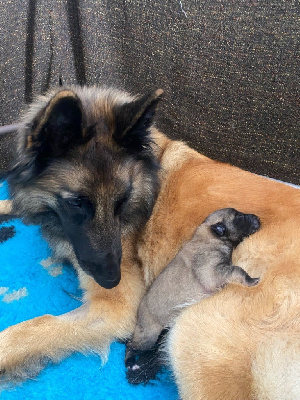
xmin=0 ymin=200 xmax=12 ymax=215
xmin=0 ymin=337 xmax=47 ymax=386
xmin=0 ymin=353 xmax=48 ymax=387
xmin=0 ymin=316 xmax=56 ymax=386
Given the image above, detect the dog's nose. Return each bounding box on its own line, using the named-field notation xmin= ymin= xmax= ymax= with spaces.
xmin=77 ymin=250 xmax=122 ymax=289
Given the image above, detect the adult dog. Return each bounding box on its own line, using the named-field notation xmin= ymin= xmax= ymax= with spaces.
xmin=0 ymin=86 xmax=299 ymax=399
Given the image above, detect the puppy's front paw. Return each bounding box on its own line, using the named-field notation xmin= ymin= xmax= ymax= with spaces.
xmin=245 ymin=275 xmax=260 ymax=287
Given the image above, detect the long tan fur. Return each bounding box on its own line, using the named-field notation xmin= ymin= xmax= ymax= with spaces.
xmin=0 ymin=120 xmax=299 ymax=399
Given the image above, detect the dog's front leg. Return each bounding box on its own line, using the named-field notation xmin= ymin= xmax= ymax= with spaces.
xmin=0 ymin=200 xmax=12 ymax=214
xmin=0 ymin=260 xmax=144 ymax=384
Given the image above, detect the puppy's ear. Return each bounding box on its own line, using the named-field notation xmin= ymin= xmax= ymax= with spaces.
xmin=27 ymin=90 xmax=86 ymax=161
xmin=113 ymin=89 xmax=163 ymax=154
xmin=211 ymin=222 xmax=226 ymax=237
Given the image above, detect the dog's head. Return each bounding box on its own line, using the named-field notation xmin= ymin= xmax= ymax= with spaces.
xmin=8 ymin=86 xmax=163 ymax=289
xmin=206 ymin=208 xmax=261 ymax=246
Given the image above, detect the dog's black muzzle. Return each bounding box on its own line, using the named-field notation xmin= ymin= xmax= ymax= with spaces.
xmin=234 ymin=212 xmax=261 ymax=236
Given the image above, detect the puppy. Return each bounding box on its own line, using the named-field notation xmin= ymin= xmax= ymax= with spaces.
xmin=126 ymin=208 xmax=260 ymax=363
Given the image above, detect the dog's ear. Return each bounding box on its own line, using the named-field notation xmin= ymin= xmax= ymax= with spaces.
xmin=26 ymin=90 xmax=86 ymax=161
xmin=113 ymin=89 xmax=163 ymax=154
xmin=8 ymin=90 xmax=89 ymax=183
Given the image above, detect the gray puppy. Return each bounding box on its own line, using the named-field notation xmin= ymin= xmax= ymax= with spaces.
xmin=127 ymin=208 xmax=260 ymax=357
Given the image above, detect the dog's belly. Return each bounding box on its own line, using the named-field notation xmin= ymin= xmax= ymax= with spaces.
xmin=158 ymin=152 xmax=300 ymax=400
xmin=140 ymin=150 xmax=300 ymax=287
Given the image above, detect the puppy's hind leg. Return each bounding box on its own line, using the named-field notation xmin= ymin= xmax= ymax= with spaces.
xmin=225 ymin=265 xmax=260 ymax=287
xmin=125 ymin=318 xmax=164 ymax=384
xmin=125 ymin=329 xmax=169 ymax=385
xmin=125 ymin=306 xmax=163 ymax=378
xmin=129 ymin=319 xmax=163 ymax=352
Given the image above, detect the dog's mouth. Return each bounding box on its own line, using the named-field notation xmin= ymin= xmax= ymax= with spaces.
xmin=95 ymin=274 xmax=121 ymax=290
xmin=78 ymin=256 xmax=122 ymax=289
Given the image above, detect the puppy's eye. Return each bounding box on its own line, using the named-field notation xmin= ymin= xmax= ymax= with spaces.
xmin=211 ymin=222 xmax=226 ymax=236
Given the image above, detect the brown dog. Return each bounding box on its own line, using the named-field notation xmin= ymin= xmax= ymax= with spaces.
xmin=0 ymin=86 xmax=299 ymax=400
xmin=127 ymin=208 xmax=260 ymax=357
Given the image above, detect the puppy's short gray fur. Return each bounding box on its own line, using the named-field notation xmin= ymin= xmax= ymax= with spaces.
xmin=128 ymin=208 xmax=260 ymax=353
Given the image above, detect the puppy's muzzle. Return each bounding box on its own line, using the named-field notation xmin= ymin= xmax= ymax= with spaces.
xmin=246 ymin=214 xmax=261 ymax=234
xmin=234 ymin=212 xmax=261 ymax=236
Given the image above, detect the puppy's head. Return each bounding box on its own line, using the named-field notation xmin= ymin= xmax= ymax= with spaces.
xmin=206 ymin=208 xmax=261 ymax=246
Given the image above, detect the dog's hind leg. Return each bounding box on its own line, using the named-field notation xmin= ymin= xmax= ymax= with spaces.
xmin=0 ymin=259 xmax=145 ymax=384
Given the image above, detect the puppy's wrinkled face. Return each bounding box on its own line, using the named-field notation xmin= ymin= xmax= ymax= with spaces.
xmin=207 ymin=208 xmax=261 ymax=246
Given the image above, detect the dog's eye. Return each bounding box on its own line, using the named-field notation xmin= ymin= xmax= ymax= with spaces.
xmin=61 ymin=196 xmax=94 ymax=223
xmin=64 ymin=196 xmax=92 ymax=210
xmin=65 ymin=198 xmax=83 ymax=208
xmin=114 ymin=187 xmax=131 ymax=216
xmin=211 ymin=222 xmax=226 ymax=237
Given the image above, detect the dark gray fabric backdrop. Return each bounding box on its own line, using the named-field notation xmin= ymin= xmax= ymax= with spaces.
xmin=0 ymin=0 xmax=299 ymax=183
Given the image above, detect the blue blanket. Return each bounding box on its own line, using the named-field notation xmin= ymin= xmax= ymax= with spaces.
xmin=0 ymin=181 xmax=178 ymax=400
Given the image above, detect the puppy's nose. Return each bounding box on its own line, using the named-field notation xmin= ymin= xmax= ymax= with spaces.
xmin=248 ymin=214 xmax=261 ymax=232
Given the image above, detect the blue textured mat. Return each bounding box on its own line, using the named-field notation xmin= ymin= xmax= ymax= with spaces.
xmin=0 ymin=181 xmax=178 ymax=399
